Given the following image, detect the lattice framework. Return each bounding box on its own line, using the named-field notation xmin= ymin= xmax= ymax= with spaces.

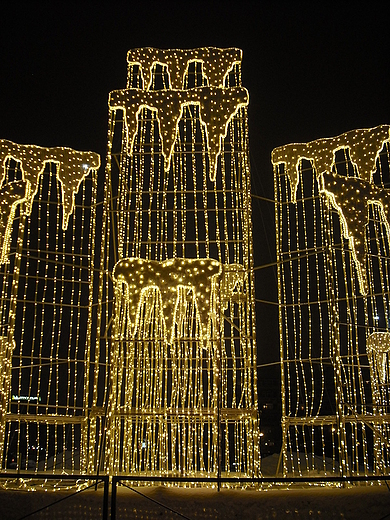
xmin=91 ymin=47 xmax=259 ymax=480
xmin=0 ymin=143 xmax=99 ymax=476
xmin=273 ymin=126 xmax=390 ymax=476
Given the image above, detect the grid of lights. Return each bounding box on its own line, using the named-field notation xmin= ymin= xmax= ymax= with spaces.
xmin=93 ymin=47 xmax=259 ymax=482
xmin=126 ymin=47 xmax=242 ymax=90
xmin=272 ymin=126 xmax=390 ymax=294
xmin=0 ymin=140 xmax=100 ymax=229
xmin=109 ymin=87 xmax=248 ymax=182
xmin=113 ymin=257 xmax=222 ymax=344
xmin=272 ymin=126 xmax=390 ymax=477
xmin=3 ymin=45 xmax=389 ymax=488
xmin=0 ymin=141 xmax=100 ymax=483
xmin=2 ymin=46 xmax=389 ymax=488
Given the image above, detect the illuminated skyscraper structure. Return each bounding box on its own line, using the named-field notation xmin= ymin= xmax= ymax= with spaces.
xmin=273 ymin=126 xmax=390 ymax=476
xmin=90 ymin=47 xmax=259 ymax=478
xmin=0 ymin=142 xmax=100 ymax=472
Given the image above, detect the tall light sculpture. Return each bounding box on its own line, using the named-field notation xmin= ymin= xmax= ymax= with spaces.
xmin=272 ymin=126 xmax=390 ymax=476
xmin=93 ymin=48 xmax=259 ymax=480
xmin=0 ymin=141 xmax=100 ymax=474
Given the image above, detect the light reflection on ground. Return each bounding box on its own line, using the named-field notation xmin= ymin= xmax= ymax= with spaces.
xmin=0 ymin=484 xmax=389 ymax=519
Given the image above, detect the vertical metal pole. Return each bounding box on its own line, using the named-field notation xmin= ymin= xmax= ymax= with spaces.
xmin=217 ymin=278 xmax=222 ymax=492
xmin=217 ymin=369 xmax=221 ymax=492
xmin=111 ymin=477 xmax=117 ymax=520
xmin=102 ymin=477 xmax=109 ymax=520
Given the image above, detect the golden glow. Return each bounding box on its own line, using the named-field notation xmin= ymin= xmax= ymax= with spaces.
xmin=320 ymin=172 xmax=390 ymax=294
xmin=271 ymin=125 xmax=390 ymax=199
xmin=0 ymin=140 xmax=100 ymax=230
xmin=0 ymin=180 xmax=27 ymax=264
xmin=273 ymin=126 xmax=390 ymax=478
xmin=367 ymin=332 xmax=390 ymax=385
xmin=272 ymin=126 xmax=390 ymax=294
xmin=0 ymin=47 xmax=258 ymax=487
xmin=109 ymin=87 xmax=249 ymax=182
xmin=99 ymin=47 xmax=259 ymax=482
xmin=114 ymin=257 xmax=221 ymax=344
xmin=126 ymin=47 xmax=242 ymax=89
xmin=0 ymin=139 xmax=100 ymax=483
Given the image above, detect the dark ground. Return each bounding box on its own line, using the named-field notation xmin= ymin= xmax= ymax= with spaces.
xmin=0 ymin=482 xmax=389 ymax=519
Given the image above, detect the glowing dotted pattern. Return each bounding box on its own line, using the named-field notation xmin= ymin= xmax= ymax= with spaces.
xmin=273 ymin=125 xmax=390 ymax=478
xmin=0 ymin=140 xmax=100 ymax=229
xmin=0 ymin=140 xmax=100 ymax=483
xmin=0 ymin=47 xmax=258 ymax=486
xmin=113 ymin=257 xmax=221 ymax=343
xmin=127 ymin=47 xmax=242 ymax=90
xmin=97 ymin=47 xmax=259 ymax=481
xmin=272 ymin=125 xmax=390 ymax=198
xmin=367 ymin=332 xmax=390 ymax=385
xmin=109 ymin=86 xmax=248 ymax=182
xmin=0 ymin=180 xmax=27 ymax=264
xmin=272 ymin=126 xmax=390 ymax=294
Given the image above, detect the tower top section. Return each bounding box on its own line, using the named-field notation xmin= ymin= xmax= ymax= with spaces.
xmin=0 ymin=140 xmax=100 ymax=231
xmin=126 ymin=47 xmax=242 ymax=90
xmin=272 ymin=124 xmax=390 ymax=295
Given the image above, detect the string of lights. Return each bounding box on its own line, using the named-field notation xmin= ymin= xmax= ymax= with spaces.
xmin=0 ymin=145 xmax=99 ymax=481
xmin=273 ymin=128 xmax=390 ymax=477
xmin=1 ymin=45 xmax=388 ymax=489
xmin=94 ymin=47 xmax=259 ymax=482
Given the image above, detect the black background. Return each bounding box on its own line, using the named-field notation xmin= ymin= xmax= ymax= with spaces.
xmin=1 ymin=1 xmax=389 ymax=372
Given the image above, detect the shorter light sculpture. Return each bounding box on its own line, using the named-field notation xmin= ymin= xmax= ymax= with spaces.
xmin=0 ymin=140 xmax=100 ymax=479
xmin=0 ymin=140 xmax=99 ymax=229
xmin=273 ymin=125 xmax=390 ymax=477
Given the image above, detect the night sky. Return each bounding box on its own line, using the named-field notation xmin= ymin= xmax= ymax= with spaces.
xmin=1 ymin=1 xmax=389 ymax=369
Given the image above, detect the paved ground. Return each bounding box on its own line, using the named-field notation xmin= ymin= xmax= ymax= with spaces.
xmin=0 ymin=483 xmax=390 ymax=519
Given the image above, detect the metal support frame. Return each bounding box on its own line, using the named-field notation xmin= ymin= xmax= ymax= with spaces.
xmin=0 ymin=473 xmax=109 ymax=520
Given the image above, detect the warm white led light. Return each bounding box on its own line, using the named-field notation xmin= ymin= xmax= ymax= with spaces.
xmin=273 ymin=125 xmax=390 ymax=478
xmin=272 ymin=126 xmax=390 ymax=294
xmin=0 ymin=139 xmax=100 ymax=485
xmin=100 ymin=47 xmax=259 ymax=482
xmin=0 ymin=180 xmax=27 ymax=264
xmin=126 ymin=47 xmax=242 ymax=90
xmin=109 ymin=87 xmax=249 ymax=182
xmin=0 ymin=47 xmax=258 ymax=488
xmin=367 ymin=332 xmax=390 ymax=384
xmin=0 ymin=140 xmax=100 ymax=230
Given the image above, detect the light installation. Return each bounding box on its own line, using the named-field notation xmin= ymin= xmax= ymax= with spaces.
xmin=1 ymin=48 xmax=388 ymax=486
xmin=0 ymin=141 xmax=100 ymax=475
xmin=272 ymin=125 xmax=390 ymax=476
xmin=0 ymin=47 xmax=258 ymax=486
xmin=90 ymin=47 xmax=259 ymax=479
